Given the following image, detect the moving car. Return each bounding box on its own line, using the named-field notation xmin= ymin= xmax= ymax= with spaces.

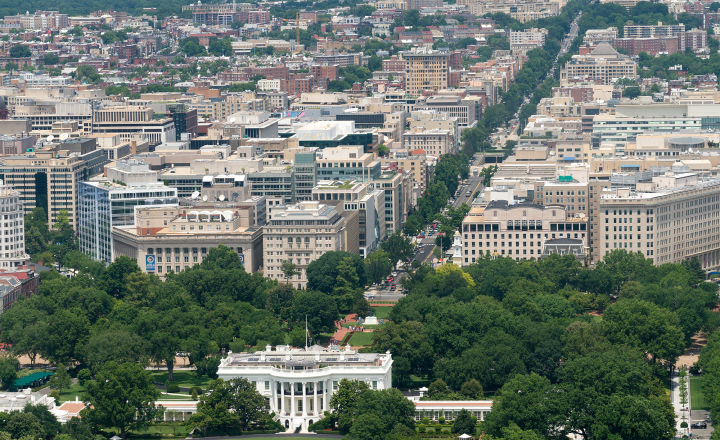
xmin=691 ymin=422 xmax=708 ymax=429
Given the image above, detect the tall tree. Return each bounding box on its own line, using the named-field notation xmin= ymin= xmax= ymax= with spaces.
xmin=380 ymin=232 xmax=414 ymax=269
xmin=281 ymin=260 xmax=299 ymax=284
xmin=82 ymin=362 xmax=163 ymax=440
xmin=186 ymin=378 xmax=269 ymax=434
xmin=365 ymin=250 xmax=392 ymax=285
xmin=330 ymin=379 xmax=370 ymax=433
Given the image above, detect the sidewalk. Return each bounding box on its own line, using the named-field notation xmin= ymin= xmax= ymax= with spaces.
xmin=672 ymin=369 xmax=692 ymax=437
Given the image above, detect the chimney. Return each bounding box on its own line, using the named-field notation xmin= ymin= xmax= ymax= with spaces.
xmin=131 ymin=140 xmax=137 ymax=155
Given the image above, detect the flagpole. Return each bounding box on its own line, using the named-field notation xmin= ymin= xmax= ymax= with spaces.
xmin=305 ymin=315 xmax=308 ymax=350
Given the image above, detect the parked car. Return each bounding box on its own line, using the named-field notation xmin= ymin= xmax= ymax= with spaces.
xmin=691 ymin=422 xmax=708 ymax=429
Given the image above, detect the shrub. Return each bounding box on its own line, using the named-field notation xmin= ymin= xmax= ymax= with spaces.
xmin=422 ymin=417 xmax=430 ymax=424
xmin=419 ymin=424 xmax=426 ymax=433
xmin=681 ymin=422 xmax=688 ymax=428
xmin=166 ymin=384 xmax=181 ymax=393
xmin=77 ymin=369 xmax=91 ymax=387
xmin=435 ymin=423 xmax=443 ymax=431
xmin=439 ymin=416 xmax=445 ymax=424
xmin=49 ymin=390 xmax=60 ymax=405
xmin=191 ymin=388 xmax=198 ymax=400
xmin=189 ymin=386 xmax=203 ymax=395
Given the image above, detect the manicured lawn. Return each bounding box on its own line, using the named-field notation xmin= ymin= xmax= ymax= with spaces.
xmin=150 ymin=371 xmax=212 ymax=389
xmin=102 ymin=423 xmax=189 ymax=438
xmin=348 ymin=332 xmax=376 ymax=347
xmin=342 ymin=323 xmax=385 ymax=329
xmin=691 ymin=376 xmax=711 ymax=410
xmin=59 ymin=383 xmax=85 ymax=402
xmin=371 ymin=306 xmax=392 ymax=320
xmin=158 ymin=393 xmax=195 ymax=400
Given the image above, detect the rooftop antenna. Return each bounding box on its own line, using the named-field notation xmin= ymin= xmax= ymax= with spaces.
xmin=46 ymin=135 xmax=54 ymax=143
xmin=59 ymin=133 xmax=69 ymax=141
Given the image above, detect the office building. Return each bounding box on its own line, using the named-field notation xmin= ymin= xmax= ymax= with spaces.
xmin=403 ymin=49 xmax=449 ymax=96
xmin=90 ymin=106 xmax=176 ymax=145
xmin=263 ymin=201 xmax=349 ymax=289
xmin=460 ymin=200 xmax=588 ymax=265
xmin=312 ymin=180 xmax=385 ymax=256
xmin=370 ymin=170 xmax=412 ymax=235
xmin=598 ymin=175 xmax=720 ymax=272
xmin=0 ymin=181 xmax=28 ymax=268
xmin=316 ymin=146 xmax=381 ymax=182
xmin=113 ymin=205 xmax=263 ymax=276
xmin=78 ymin=181 xmax=178 ymax=263
xmin=0 ymin=139 xmax=108 ymax=229
xmin=413 ymin=95 xmax=476 ymax=128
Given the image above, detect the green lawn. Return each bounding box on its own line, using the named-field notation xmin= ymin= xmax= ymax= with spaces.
xmin=158 ymin=393 xmax=195 ymax=400
xmin=691 ymin=376 xmax=711 ymax=410
xmin=348 ymin=332 xmax=376 ymax=347
xmin=370 ymin=306 xmax=392 ymax=320
xmin=102 ymin=423 xmax=189 ymax=438
xmin=342 ymin=323 xmax=385 ymax=329
xmin=150 ymin=371 xmax=212 ymax=389
xmin=59 ymin=383 xmax=85 ymax=402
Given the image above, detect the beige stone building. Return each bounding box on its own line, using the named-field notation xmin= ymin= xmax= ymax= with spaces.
xmin=403 ymin=50 xmax=449 ymax=96
xmin=460 ymin=201 xmax=588 ymax=264
xmin=560 ymin=43 xmax=637 ymax=86
xmin=598 ymin=176 xmax=720 ymax=272
xmin=263 ymin=201 xmax=351 ymax=289
xmin=403 ymin=127 xmax=453 ymax=157
xmin=112 ymin=205 xmax=263 ymax=277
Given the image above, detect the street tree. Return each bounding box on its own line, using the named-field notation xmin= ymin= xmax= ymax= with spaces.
xmin=365 ymin=250 xmax=392 ymax=285
xmin=380 ymin=232 xmax=414 ymax=269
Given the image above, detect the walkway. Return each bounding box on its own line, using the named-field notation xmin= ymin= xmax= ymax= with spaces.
xmin=671 ymin=368 xmax=691 ymax=437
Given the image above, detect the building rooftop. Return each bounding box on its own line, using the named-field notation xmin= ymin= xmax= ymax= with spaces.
xmin=221 ymin=345 xmax=388 ymax=369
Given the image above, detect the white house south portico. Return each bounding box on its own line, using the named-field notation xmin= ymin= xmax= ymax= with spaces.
xmin=217 ymin=344 xmax=393 ymax=432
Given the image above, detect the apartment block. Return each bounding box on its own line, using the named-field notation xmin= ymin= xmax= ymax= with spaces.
xmin=560 ymin=43 xmax=637 ymax=86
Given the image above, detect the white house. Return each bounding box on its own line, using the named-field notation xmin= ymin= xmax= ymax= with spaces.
xmin=217 ymin=344 xmax=393 ymax=432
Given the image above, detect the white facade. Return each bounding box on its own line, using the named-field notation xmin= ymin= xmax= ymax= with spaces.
xmin=257 ymin=79 xmax=281 ymax=92
xmin=0 ymin=180 xmax=27 ymax=268
xmin=217 ymin=345 xmax=393 ymax=432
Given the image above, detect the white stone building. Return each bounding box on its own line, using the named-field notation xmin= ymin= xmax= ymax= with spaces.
xmin=217 ymin=345 xmax=393 ymax=432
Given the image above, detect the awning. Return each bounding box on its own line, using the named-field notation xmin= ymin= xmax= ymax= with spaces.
xmin=563 ymin=157 xmax=575 ymax=161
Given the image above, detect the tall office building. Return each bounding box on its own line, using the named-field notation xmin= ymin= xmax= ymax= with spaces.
xmin=403 ymin=49 xmax=449 ymax=95
xmin=78 ymin=181 xmax=178 ymax=263
xmin=0 ymin=180 xmax=28 ymax=268
xmin=0 ymin=139 xmax=108 ymax=229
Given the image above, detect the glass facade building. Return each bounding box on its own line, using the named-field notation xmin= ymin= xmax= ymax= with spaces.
xmin=79 ymin=181 xmax=178 ymax=263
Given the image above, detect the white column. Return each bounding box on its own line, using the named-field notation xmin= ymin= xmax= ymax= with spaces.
xmin=302 ymin=381 xmax=307 ymax=417
xmin=313 ymin=381 xmax=318 ymax=417
xmin=281 ymin=382 xmax=285 ymax=415
xmin=270 ymin=379 xmax=276 ymax=413
xmin=291 ymin=382 xmax=295 ymax=416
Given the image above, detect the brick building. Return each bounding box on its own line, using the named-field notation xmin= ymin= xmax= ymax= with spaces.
xmin=310 ymin=65 xmax=339 ymax=81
